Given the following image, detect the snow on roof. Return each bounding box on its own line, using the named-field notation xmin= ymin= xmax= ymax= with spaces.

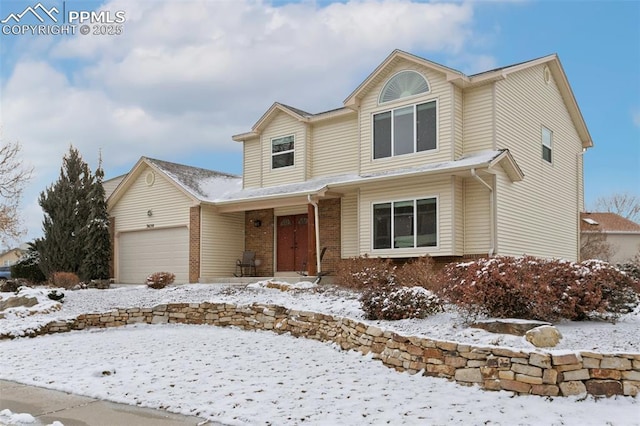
xmin=145 ymin=158 xmax=242 ymax=201
xmin=215 ymin=150 xmax=505 ymax=203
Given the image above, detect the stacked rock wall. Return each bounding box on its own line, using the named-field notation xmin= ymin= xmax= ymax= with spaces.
xmin=4 ymin=302 xmax=638 ymax=398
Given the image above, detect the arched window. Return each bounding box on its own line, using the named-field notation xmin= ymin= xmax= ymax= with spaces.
xmin=379 ymin=70 xmax=429 ymax=104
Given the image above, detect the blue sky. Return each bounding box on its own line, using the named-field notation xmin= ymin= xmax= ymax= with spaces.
xmin=0 ymin=0 xmax=639 ymax=245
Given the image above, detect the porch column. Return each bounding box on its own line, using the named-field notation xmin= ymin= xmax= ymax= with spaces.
xmin=307 ymin=203 xmax=317 ymax=276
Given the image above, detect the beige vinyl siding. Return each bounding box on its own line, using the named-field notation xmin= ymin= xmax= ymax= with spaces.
xmin=341 ymin=191 xmax=359 ymax=257
xmin=103 ymin=175 xmax=125 ymax=199
xmin=310 ymin=115 xmax=359 ymax=178
xmin=110 ymin=165 xmax=192 ymax=233
xmin=494 ymin=64 xmax=582 ymax=260
xmin=275 ymin=205 xmax=307 ymax=216
xmin=463 ymin=176 xmax=491 ymax=255
xmin=358 ymin=176 xmax=452 ymax=257
xmin=453 ymin=176 xmax=464 ymax=255
xmin=463 ymin=83 xmax=494 ymax=153
xmin=261 ymin=111 xmax=306 ymax=187
xmin=453 ymin=86 xmax=463 ymax=159
xmin=359 ymin=60 xmax=453 ymax=174
xmin=243 ymin=137 xmax=261 ymax=189
xmin=200 ymin=207 xmax=244 ymax=278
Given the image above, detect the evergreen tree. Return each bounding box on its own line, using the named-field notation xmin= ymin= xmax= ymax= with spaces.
xmin=38 ymin=147 xmax=93 ymax=278
xmin=81 ymin=158 xmax=111 ymax=280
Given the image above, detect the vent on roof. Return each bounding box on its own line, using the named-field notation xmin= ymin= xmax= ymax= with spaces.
xmin=582 ymin=218 xmax=599 ymax=225
xmin=379 ymin=70 xmax=429 ymax=104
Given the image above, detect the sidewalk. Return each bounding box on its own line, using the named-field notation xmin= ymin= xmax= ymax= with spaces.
xmin=0 ymin=380 xmax=219 ymax=426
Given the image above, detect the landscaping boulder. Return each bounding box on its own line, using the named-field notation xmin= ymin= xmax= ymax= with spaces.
xmin=0 ymin=295 xmax=38 ymax=311
xmin=525 ymin=325 xmax=562 ymax=348
xmin=471 ymin=319 xmax=551 ymax=336
xmin=0 ymin=280 xmax=19 ymax=293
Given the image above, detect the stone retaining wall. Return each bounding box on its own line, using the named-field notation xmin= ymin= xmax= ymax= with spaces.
xmin=5 ymin=302 xmax=639 ymax=398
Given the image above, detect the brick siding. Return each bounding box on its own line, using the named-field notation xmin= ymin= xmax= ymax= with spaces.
xmin=189 ymin=206 xmax=201 ymax=283
xmin=245 ymin=209 xmax=275 ymax=276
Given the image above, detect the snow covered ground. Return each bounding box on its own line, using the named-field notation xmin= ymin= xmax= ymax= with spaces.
xmin=0 ymin=283 xmax=639 ymax=425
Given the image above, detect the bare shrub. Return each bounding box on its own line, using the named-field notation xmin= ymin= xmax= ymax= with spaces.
xmin=361 ymin=284 xmax=442 ymax=320
xmin=334 ymin=255 xmax=395 ymax=290
xmin=146 ymin=272 xmax=175 ymax=289
xmin=50 ymin=272 xmax=80 ymax=289
xmin=394 ymin=256 xmax=443 ymax=293
xmin=441 ymin=256 xmax=639 ymax=322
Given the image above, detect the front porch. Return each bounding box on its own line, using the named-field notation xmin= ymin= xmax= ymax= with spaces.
xmin=242 ymin=198 xmax=341 ymax=277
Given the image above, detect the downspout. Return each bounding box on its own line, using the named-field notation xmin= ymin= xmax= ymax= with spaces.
xmin=308 ymin=194 xmax=321 ymax=274
xmin=471 ymin=168 xmax=495 ymax=257
xmin=576 ymin=150 xmax=586 ymax=260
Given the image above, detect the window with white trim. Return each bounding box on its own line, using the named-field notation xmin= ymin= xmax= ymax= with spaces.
xmin=379 ymin=70 xmax=429 ymax=104
xmin=373 ymin=101 xmax=437 ymax=159
xmin=373 ymin=197 xmax=437 ymax=249
xmin=272 ymin=135 xmax=294 ymax=169
xmin=541 ymin=127 xmax=552 ymax=163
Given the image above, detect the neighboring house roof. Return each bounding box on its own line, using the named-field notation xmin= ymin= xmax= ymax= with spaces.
xmin=234 ymin=49 xmax=592 ymax=148
xmin=581 ymin=212 xmax=640 ymax=234
xmin=213 ymin=150 xmax=522 ymax=209
xmin=103 ymin=173 xmax=127 ymax=199
xmin=107 ymin=157 xmax=242 ymax=207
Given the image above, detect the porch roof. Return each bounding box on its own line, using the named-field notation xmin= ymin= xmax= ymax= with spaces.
xmin=210 ymin=150 xmax=522 ymax=211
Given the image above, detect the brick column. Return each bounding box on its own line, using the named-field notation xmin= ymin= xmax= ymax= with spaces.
xmin=307 ymin=203 xmax=317 ymax=276
xmin=189 ymin=206 xmax=201 ymax=283
xmin=318 ymin=199 xmax=341 ymax=273
xmin=245 ymin=209 xmax=274 ymax=276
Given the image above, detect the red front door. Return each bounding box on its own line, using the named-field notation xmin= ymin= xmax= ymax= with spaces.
xmin=277 ymin=214 xmax=308 ymax=271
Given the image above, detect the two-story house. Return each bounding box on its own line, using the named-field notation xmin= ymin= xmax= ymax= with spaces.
xmin=219 ymin=49 xmax=592 ymax=277
xmin=108 ymin=50 xmax=592 ymax=283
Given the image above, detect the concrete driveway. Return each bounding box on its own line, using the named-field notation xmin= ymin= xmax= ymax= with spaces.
xmin=0 ymin=380 xmax=221 ymax=426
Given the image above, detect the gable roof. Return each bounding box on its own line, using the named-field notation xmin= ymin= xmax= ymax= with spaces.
xmin=580 ymin=212 xmax=640 ymax=234
xmin=343 ymin=50 xmax=592 ymax=149
xmin=232 ymin=102 xmax=355 ymax=141
xmin=107 ymin=157 xmax=242 ymax=207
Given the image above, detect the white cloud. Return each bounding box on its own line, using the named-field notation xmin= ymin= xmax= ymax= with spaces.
xmin=633 ymin=110 xmax=640 ymax=127
xmin=1 ymin=0 xmax=491 ymax=244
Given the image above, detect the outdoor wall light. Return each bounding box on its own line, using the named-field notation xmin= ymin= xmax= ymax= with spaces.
xmin=253 ymin=219 xmax=262 ymax=227
xmin=147 ymin=210 xmax=153 ymax=217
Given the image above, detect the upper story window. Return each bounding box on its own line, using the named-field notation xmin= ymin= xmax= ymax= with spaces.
xmin=379 ymin=70 xmax=430 ymax=104
xmin=373 ymin=197 xmax=437 ymax=249
xmin=272 ymin=135 xmax=295 ymax=169
xmin=541 ymin=126 xmax=552 ymax=163
xmin=373 ymin=100 xmax=437 ymax=159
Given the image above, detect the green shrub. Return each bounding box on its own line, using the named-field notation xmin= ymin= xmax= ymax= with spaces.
xmin=11 ymin=249 xmax=46 ymax=284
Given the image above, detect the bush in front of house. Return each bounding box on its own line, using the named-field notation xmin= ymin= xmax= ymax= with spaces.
xmin=50 ymin=272 xmax=81 ymax=289
xmin=361 ymin=283 xmax=443 ymax=320
xmin=616 ymin=261 xmax=640 ymax=281
xmin=441 ymin=256 xmax=640 ymax=322
xmin=394 ymin=256 xmax=443 ymax=293
xmin=334 ymin=255 xmax=396 ymax=290
xmin=146 ymin=272 xmax=175 ymax=289
xmin=11 ymin=247 xmax=47 ymax=285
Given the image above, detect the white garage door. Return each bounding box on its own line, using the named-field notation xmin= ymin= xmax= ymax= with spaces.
xmin=118 ymin=227 xmax=189 ymax=284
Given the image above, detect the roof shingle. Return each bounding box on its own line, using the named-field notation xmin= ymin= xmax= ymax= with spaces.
xmin=580 ymin=212 xmax=640 ymax=233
